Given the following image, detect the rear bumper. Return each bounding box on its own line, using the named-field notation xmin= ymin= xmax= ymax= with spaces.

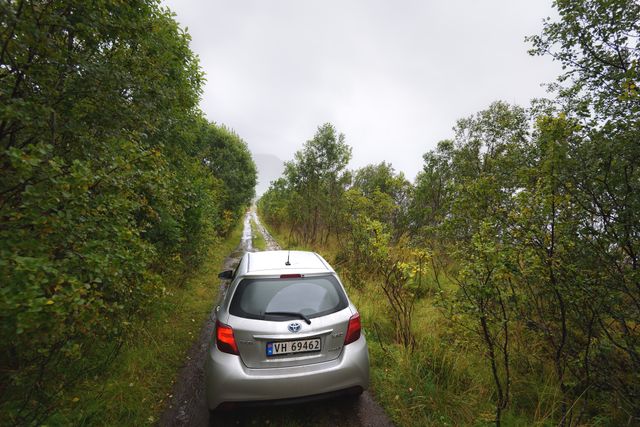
xmin=215 ymin=386 xmax=364 ymax=410
xmin=205 ymin=335 xmax=369 ymax=410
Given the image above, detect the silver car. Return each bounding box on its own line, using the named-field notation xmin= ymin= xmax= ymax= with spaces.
xmin=205 ymin=250 xmax=369 ymax=412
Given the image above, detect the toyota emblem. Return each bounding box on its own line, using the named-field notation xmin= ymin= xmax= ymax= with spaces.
xmin=288 ymin=322 xmax=302 ymax=333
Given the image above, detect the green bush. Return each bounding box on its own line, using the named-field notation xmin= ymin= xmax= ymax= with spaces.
xmin=0 ymin=1 xmax=255 ymax=424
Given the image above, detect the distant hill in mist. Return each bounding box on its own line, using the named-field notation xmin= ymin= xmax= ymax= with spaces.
xmin=253 ymin=153 xmax=285 ymax=198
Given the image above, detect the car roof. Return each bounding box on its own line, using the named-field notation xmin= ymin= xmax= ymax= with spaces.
xmin=240 ymin=250 xmax=334 ymax=277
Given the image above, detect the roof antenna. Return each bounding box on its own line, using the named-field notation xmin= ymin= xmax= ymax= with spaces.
xmin=285 ymin=250 xmax=291 ymax=266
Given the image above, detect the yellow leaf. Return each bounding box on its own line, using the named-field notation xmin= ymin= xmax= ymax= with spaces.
xmin=46 ymin=300 xmax=54 ymax=305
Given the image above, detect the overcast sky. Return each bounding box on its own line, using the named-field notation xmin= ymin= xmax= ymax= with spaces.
xmin=162 ymin=0 xmax=561 ymax=181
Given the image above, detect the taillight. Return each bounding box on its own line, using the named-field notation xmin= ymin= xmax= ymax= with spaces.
xmin=344 ymin=312 xmax=361 ymax=345
xmin=216 ymin=321 xmax=239 ymax=355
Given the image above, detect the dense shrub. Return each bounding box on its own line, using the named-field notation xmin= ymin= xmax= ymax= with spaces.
xmin=259 ymin=1 xmax=639 ymax=424
xmin=0 ymin=1 xmax=255 ymax=424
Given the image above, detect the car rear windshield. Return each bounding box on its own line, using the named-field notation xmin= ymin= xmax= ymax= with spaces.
xmin=229 ymin=275 xmax=348 ymax=321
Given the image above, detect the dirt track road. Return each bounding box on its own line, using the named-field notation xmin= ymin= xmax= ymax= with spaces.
xmin=159 ymin=210 xmax=393 ymax=427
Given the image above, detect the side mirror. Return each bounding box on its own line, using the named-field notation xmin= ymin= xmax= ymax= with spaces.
xmin=218 ymin=270 xmax=233 ymax=280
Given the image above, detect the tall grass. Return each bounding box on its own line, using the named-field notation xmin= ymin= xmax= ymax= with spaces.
xmin=350 ymin=280 xmax=570 ymax=427
xmin=250 ymin=217 xmax=267 ymax=251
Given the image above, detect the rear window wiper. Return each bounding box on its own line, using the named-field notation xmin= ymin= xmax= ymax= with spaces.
xmin=263 ymin=311 xmax=311 ymax=325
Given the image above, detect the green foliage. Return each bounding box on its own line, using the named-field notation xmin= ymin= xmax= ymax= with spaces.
xmin=259 ymin=0 xmax=640 ymax=424
xmin=527 ymin=1 xmax=640 ymax=421
xmin=418 ymin=102 xmax=531 ymax=424
xmin=412 ymin=99 xmax=639 ymax=424
xmin=198 ymin=123 xmax=257 ymax=230
xmin=281 ymin=123 xmax=352 ymax=244
xmin=257 ymin=177 xmax=291 ymax=233
xmin=45 ymin=220 xmax=245 ymax=426
xmin=408 ymin=140 xmax=454 ymax=244
xmin=527 ymin=0 xmax=639 ymax=121
xmin=0 ymin=1 xmax=256 ymax=424
xmin=334 ymin=190 xmax=388 ymax=288
xmin=352 ymin=162 xmax=412 ymax=240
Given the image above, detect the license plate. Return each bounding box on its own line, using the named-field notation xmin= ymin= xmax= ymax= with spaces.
xmin=266 ymin=338 xmax=321 ymax=356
